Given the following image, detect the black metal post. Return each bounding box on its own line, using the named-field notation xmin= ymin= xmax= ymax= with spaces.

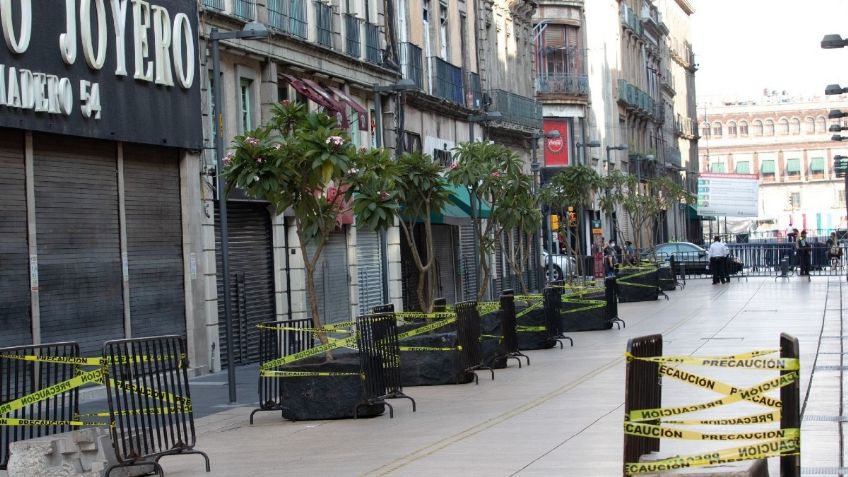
xmin=211 ymin=29 xmax=237 ymax=404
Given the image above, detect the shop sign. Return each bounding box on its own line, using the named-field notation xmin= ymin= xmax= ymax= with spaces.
xmin=0 ymin=0 xmax=202 ymax=148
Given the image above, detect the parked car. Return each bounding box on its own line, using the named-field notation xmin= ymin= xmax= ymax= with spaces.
xmin=542 ymin=251 xmax=576 ymax=281
xmin=641 ymin=242 xmax=743 ymax=275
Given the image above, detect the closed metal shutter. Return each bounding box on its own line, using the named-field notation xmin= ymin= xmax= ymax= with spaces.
xmin=399 ymin=229 xmax=421 ymax=311
xmin=308 ymin=231 xmax=351 ymax=324
xmin=431 ymin=225 xmax=456 ymax=305
xmin=458 ymin=224 xmax=477 ymax=301
xmin=123 ymin=144 xmax=185 ymax=338
xmin=356 ymin=228 xmax=384 ymax=315
xmin=0 ymin=129 xmax=31 ymax=347
xmin=34 ymin=134 xmax=124 ymax=357
xmin=215 ymin=202 xmax=276 ymax=367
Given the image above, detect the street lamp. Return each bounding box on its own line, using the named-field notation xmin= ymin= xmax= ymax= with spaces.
xmin=830 ymin=109 xmax=848 ymax=120
xmin=575 ymin=140 xmax=601 ymax=166
xmin=822 ymin=34 xmax=848 ymax=49
xmin=468 ymin=111 xmax=503 ymax=142
xmin=604 ymin=145 xmax=628 ymax=240
xmin=826 ymin=84 xmax=848 ymax=95
xmin=210 ymin=21 xmax=270 ymax=404
xmin=530 ymin=129 xmax=562 ymax=284
xmin=372 ymin=78 xmax=418 ymax=149
xmin=832 ymin=134 xmax=848 ymax=142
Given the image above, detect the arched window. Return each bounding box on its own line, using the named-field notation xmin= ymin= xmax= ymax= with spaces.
xmin=816 ymin=116 xmax=827 ymax=133
xmin=777 ymin=118 xmax=789 ymax=135
xmin=712 ymin=122 xmax=722 ymax=137
xmin=739 ymin=120 xmax=749 ymax=136
xmin=702 ymin=121 xmax=711 ymax=138
xmin=790 ymin=118 xmax=801 ymax=135
xmin=764 ymin=119 xmax=775 ymax=136
xmin=752 ymin=120 xmax=763 ymax=136
xmin=727 ymin=121 xmax=737 ymax=137
xmin=805 ymin=117 xmax=816 ymax=134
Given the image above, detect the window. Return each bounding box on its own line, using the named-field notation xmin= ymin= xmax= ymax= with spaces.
xmin=727 ymin=121 xmax=737 ymax=137
xmin=789 ymin=192 xmax=801 ymax=210
xmin=761 ymin=159 xmax=776 ymax=175
xmin=836 ymin=188 xmax=846 ymax=207
xmin=739 ymin=120 xmax=748 ymax=136
xmin=752 ymin=120 xmax=763 ymax=136
xmin=735 ymin=161 xmax=750 ymax=174
xmin=810 ymin=157 xmax=825 ymax=175
xmin=805 ymin=117 xmax=816 ymax=134
xmin=790 ymin=118 xmax=801 ymax=135
xmin=240 ymin=78 xmax=253 ymax=133
xmin=785 ymin=158 xmax=801 ymax=176
xmin=764 ymin=119 xmax=775 ymax=136
xmin=709 ymin=162 xmax=726 ymax=173
xmin=439 ymin=2 xmax=449 ymax=61
xmin=777 ymin=118 xmax=789 ymax=135
xmin=702 ymin=122 xmax=711 ymax=138
xmin=816 ymin=116 xmax=827 ymax=133
xmin=712 ymin=122 xmax=722 ymax=137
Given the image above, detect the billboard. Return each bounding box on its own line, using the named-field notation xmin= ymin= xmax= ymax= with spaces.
xmin=543 ymin=118 xmax=570 ymax=167
xmin=697 ymin=173 xmax=759 ymax=217
xmin=0 ymin=0 xmax=202 ymax=149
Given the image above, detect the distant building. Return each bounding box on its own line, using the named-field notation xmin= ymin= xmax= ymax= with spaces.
xmin=698 ymin=95 xmax=848 ymax=239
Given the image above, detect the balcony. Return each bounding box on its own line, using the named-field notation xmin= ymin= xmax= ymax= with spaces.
xmin=665 ymin=147 xmax=682 ymax=168
xmin=233 ymin=0 xmax=256 ymax=20
xmin=488 ymin=89 xmax=542 ymax=129
xmin=365 ymin=23 xmax=381 ymax=64
xmin=267 ymin=0 xmax=308 ymax=39
xmin=315 ymin=1 xmax=333 ymax=49
xmin=430 ymin=57 xmax=465 ymax=105
xmin=536 ymin=73 xmax=589 ymax=97
xmin=399 ymin=42 xmax=424 ymax=90
xmin=203 ymin=0 xmax=224 ymax=10
xmin=343 ymin=14 xmax=361 ymax=58
xmin=617 ymin=79 xmax=629 ymax=104
xmin=653 ymin=102 xmax=665 ymax=123
xmin=467 ymin=72 xmax=482 ymax=110
xmin=660 ymin=67 xmax=675 ymax=95
xmin=674 ymin=114 xmax=698 ymax=139
xmin=621 ymin=4 xmax=642 ymax=36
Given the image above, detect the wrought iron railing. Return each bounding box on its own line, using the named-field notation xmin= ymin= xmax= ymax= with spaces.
xmin=203 ymin=0 xmax=225 ymax=10
xmin=267 ymin=0 xmax=308 ymax=39
xmin=233 ymin=0 xmax=256 ymax=20
xmin=430 ymin=57 xmax=464 ymax=105
xmin=315 ymin=1 xmax=334 ymax=49
xmin=621 ymin=3 xmax=642 ymax=35
xmin=467 ymin=72 xmax=482 ymax=110
xmin=365 ymin=23 xmax=381 ymax=64
xmin=488 ymin=89 xmax=542 ymax=129
xmin=399 ymin=42 xmax=424 ymax=90
xmin=344 ymin=14 xmax=362 ymax=58
xmin=536 ymin=73 xmax=589 ymax=96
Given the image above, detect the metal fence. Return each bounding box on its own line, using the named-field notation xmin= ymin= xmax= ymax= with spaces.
xmin=355 ymin=312 xmax=415 ymax=418
xmin=499 ymin=290 xmax=529 ymax=367
xmin=0 ymin=342 xmax=81 ymax=470
xmin=543 ymin=287 xmax=573 ymax=348
xmin=454 ymin=301 xmax=494 ymax=384
xmin=267 ymin=0 xmax=308 ymax=39
xmin=622 ymin=334 xmax=663 ymax=468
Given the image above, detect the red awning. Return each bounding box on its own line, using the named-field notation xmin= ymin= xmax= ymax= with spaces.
xmin=280 ymin=74 xmax=349 ymax=129
xmin=328 ymin=86 xmax=368 ymax=131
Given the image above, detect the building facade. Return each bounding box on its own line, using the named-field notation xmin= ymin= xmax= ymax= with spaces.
xmin=698 ymin=95 xmax=848 ymax=239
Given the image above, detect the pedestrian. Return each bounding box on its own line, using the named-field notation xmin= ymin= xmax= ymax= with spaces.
xmin=603 ymin=245 xmax=616 ymax=277
xmin=797 ymin=230 xmax=812 ymax=276
xmin=610 ymin=239 xmax=623 ymax=265
xmin=827 ymin=232 xmax=842 ymax=267
xmin=708 ymin=235 xmax=729 ymax=284
xmin=625 ymin=241 xmax=637 ymax=265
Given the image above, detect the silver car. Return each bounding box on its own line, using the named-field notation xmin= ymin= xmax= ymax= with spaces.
xmin=542 ymin=251 xmax=576 ymax=280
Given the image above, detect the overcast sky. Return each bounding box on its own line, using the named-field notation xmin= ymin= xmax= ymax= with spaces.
xmin=693 ymin=0 xmax=848 ymax=102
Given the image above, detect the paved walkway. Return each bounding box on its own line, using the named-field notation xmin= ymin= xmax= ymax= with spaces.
xmin=159 ymin=277 xmax=843 ymax=476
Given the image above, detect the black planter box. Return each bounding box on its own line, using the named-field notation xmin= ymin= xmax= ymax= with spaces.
xmin=560 ymin=290 xmax=612 ymax=332
xmin=277 ymin=351 xmax=384 ymax=420
xmin=480 ymin=310 xmax=508 ymax=369
xmin=617 ymin=268 xmax=660 ymax=302
xmin=397 ymin=323 xmax=473 ymax=385
xmin=658 ymin=267 xmax=677 ymax=291
xmin=515 ymin=300 xmax=555 ymax=350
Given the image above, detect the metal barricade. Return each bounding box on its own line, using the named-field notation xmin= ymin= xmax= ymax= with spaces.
xmin=355 ymin=313 xmax=415 ymax=418
xmin=103 ymin=336 xmax=209 ymax=477
xmin=454 ymin=301 xmax=494 ymax=384
xmin=543 ymin=287 xmax=573 ymax=348
xmin=605 ymin=277 xmax=625 ymax=329
xmin=499 ymin=290 xmax=529 ymax=367
xmin=0 ymin=342 xmax=81 ymax=470
xmin=622 ymin=334 xmax=663 ymax=468
xmin=433 ymin=297 xmax=447 ymax=312
xmin=250 ymin=319 xmax=314 ymax=424
xmin=781 ymin=333 xmax=800 ymax=477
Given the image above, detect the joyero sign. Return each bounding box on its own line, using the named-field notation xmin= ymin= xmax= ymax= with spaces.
xmin=0 ymin=0 xmax=201 ymax=149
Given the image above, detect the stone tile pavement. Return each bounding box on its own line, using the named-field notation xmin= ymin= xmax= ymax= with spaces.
xmin=154 ymin=277 xmax=844 ymax=476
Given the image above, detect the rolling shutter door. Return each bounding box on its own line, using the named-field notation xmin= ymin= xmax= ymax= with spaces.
xmin=356 ymin=228 xmax=384 ymax=315
xmin=215 ymin=202 xmax=276 ymax=367
xmin=0 ymin=130 xmax=31 ymax=347
xmin=399 ymin=230 xmax=421 ymax=311
xmin=459 ymin=224 xmax=477 ymax=301
xmin=34 ymin=134 xmax=124 ymax=357
xmin=431 ymin=225 xmax=456 ymax=305
xmin=308 ymin=231 xmax=351 ymax=324
xmin=123 ymin=144 xmax=185 ymax=338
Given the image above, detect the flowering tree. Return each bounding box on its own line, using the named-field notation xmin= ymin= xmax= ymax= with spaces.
xmin=448 ymin=142 xmax=525 ymax=301
xmin=497 ymin=184 xmax=541 ymax=294
xmin=225 ymin=101 xmax=395 ymax=341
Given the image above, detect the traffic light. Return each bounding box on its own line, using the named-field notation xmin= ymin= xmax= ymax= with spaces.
xmin=551 ymin=214 xmax=559 ymax=231
xmin=834 ymin=156 xmax=848 ymax=178
xmin=567 ymin=211 xmax=577 ymax=227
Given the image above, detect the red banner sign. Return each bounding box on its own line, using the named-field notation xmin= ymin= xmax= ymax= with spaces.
xmin=543 ymin=119 xmax=570 ymax=167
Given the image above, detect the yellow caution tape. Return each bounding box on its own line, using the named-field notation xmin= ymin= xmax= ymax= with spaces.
xmin=628 ymin=372 xmax=798 ymax=422
xmin=624 ymin=422 xmax=799 ymax=441
xmin=658 ymin=364 xmax=782 ymax=409
xmin=399 ymin=346 xmax=460 ymax=352
xmin=259 ymin=370 xmax=364 ymax=378
xmin=624 ymin=435 xmax=800 ymax=475
xmin=517 ymin=325 xmax=546 ymax=333
xmin=662 ymin=410 xmax=782 ymax=426
xmin=0 ymin=368 xmax=104 ymax=417
xmin=477 ymin=302 xmax=501 ymax=315
xmin=0 ymin=354 xmax=185 ymax=366
xmin=256 ymin=321 xmax=356 ymax=335
xmin=259 ymin=335 xmax=359 ymax=370
xmin=560 ymin=297 xmax=606 ymax=314
xmin=627 ymin=353 xmax=798 ymax=371
xmin=397 ymin=316 xmax=456 ymax=341
xmin=107 ymin=379 xmax=191 ymax=408
xmin=0 ymin=417 xmax=107 ymax=427
xmin=396 ymin=312 xmax=456 ymax=320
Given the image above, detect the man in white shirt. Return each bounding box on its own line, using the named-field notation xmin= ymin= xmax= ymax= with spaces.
xmin=708 ymin=236 xmax=729 ymax=284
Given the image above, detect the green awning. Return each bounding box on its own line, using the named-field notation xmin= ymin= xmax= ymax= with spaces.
xmin=709 ymin=162 xmax=725 ymax=173
xmin=761 ymin=160 xmax=776 ymax=174
xmin=786 ymin=158 xmax=801 ymax=173
xmin=735 ymin=161 xmax=750 ymax=174
xmin=446 ymin=185 xmax=492 ymax=219
xmin=687 ymin=204 xmax=699 ymax=219
xmin=810 ymin=157 xmax=825 ymax=172
xmin=430 ymin=200 xmax=472 ymax=225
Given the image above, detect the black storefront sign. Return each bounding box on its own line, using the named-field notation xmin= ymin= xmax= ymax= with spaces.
xmin=0 ymin=0 xmax=202 ymax=149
